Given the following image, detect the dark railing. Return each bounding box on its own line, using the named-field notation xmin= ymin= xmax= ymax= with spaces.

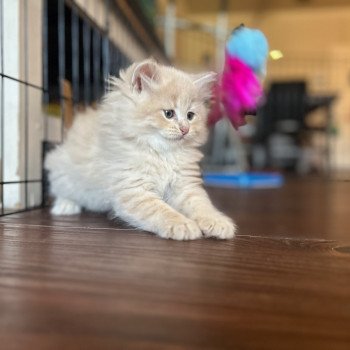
xmin=0 ymin=0 xmax=166 ymax=216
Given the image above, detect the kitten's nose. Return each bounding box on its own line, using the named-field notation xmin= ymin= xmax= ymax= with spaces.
xmin=180 ymin=125 xmax=189 ymax=135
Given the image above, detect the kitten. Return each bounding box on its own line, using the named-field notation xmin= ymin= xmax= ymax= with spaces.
xmin=45 ymin=59 xmax=236 ymax=240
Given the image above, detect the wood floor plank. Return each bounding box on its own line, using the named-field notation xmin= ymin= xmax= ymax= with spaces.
xmin=0 ymin=179 xmax=350 ymax=349
xmin=207 ymin=178 xmax=350 ymax=241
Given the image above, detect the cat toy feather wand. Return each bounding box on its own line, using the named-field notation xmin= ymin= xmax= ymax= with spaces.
xmin=208 ymin=24 xmax=269 ymax=129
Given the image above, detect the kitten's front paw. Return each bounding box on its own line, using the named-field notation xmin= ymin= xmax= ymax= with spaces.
xmin=197 ymin=215 xmax=236 ymax=239
xmin=162 ymin=218 xmax=202 ymax=241
xmin=51 ymin=198 xmax=81 ymax=216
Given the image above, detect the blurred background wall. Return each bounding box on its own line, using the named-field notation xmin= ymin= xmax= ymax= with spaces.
xmin=155 ymin=0 xmax=350 ymax=173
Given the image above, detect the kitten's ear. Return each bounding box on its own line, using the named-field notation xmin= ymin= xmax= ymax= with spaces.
xmin=192 ymin=71 xmax=217 ymax=97
xmin=131 ymin=59 xmax=160 ymax=93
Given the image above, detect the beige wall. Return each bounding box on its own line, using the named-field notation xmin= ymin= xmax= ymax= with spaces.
xmin=249 ymin=6 xmax=350 ymax=170
xmin=163 ymin=4 xmax=350 ymax=170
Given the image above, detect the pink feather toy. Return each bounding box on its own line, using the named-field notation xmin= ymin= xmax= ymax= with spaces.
xmin=208 ymin=25 xmax=269 ymax=129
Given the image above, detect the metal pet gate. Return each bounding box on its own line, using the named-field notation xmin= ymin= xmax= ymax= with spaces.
xmin=0 ymin=0 xmax=164 ymax=216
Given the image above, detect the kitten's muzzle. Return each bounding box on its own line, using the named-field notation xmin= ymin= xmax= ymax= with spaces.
xmin=179 ymin=125 xmax=189 ymax=135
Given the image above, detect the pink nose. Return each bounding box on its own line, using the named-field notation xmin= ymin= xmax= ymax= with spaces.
xmin=180 ymin=126 xmax=189 ymax=135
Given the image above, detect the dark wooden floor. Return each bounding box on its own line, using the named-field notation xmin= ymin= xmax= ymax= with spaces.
xmin=1 ymin=178 xmax=350 ymax=349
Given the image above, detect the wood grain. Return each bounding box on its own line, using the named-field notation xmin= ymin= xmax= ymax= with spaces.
xmin=0 ymin=179 xmax=350 ymax=349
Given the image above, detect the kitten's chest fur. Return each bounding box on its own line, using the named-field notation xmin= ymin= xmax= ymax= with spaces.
xmin=132 ymin=146 xmax=200 ymax=199
xmin=141 ymin=149 xmax=181 ymax=193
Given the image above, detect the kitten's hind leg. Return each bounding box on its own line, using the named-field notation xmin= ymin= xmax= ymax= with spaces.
xmin=51 ymin=198 xmax=81 ymax=216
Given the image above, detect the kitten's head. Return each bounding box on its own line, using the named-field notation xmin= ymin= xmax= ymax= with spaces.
xmin=116 ymin=59 xmax=216 ymax=149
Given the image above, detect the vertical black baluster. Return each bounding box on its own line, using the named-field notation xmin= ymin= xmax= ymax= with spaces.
xmin=71 ymin=3 xmax=79 ymax=106
xmin=117 ymin=48 xmax=120 ymax=72
xmin=58 ymin=0 xmax=65 ymax=141
xmin=102 ymin=0 xmax=110 ymax=92
xmin=93 ymin=30 xmax=101 ymax=102
xmin=42 ymin=0 xmax=49 ymax=207
xmin=83 ymin=20 xmax=91 ymax=106
xmin=109 ymin=42 xmax=114 ymax=75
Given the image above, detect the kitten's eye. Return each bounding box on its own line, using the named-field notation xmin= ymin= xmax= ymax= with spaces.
xmin=163 ymin=109 xmax=175 ymax=119
xmin=187 ymin=111 xmax=195 ymax=121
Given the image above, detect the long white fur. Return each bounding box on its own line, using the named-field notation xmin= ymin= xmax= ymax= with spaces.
xmin=45 ymin=59 xmax=236 ymax=240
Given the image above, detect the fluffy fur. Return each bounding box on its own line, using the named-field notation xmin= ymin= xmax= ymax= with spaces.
xmin=45 ymin=59 xmax=236 ymax=240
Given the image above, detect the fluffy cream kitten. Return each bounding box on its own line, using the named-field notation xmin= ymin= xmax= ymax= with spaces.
xmin=45 ymin=59 xmax=236 ymax=240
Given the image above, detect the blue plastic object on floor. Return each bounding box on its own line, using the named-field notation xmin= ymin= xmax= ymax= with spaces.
xmin=203 ymin=172 xmax=284 ymax=189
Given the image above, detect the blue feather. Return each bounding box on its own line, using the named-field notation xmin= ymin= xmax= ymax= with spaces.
xmin=226 ymin=26 xmax=269 ymax=75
